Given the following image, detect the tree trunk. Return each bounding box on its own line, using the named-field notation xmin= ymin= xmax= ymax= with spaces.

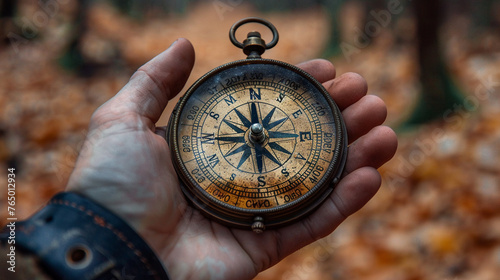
xmin=404 ymin=0 xmax=464 ymax=127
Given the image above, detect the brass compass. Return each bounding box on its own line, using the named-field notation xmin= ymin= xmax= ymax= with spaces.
xmin=167 ymin=17 xmax=347 ymax=233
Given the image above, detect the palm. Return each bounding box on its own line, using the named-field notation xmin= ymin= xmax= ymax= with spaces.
xmin=66 ymin=109 xmax=293 ymax=278
xmin=67 ymin=39 xmax=397 ymax=280
xmin=66 ymin=111 xmax=288 ymax=279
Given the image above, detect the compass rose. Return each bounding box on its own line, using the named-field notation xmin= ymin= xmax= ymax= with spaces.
xmin=217 ymin=102 xmax=298 ymax=173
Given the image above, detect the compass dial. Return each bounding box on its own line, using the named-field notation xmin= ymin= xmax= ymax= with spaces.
xmin=169 ymin=60 xmax=347 ymax=230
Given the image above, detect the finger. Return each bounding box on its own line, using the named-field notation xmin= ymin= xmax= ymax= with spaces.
xmin=275 ymin=166 xmax=381 ymax=252
xmin=296 ymin=59 xmax=336 ymax=83
xmin=323 ymin=72 xmax=368 ymax=111
xmin=110 ymin=38 xmax=195 ymax=123
xmin=329 ymin=167 xmax=381 ymax=220
xmin=344 ymin=125 xmax=398 ymax=174
xmin=154 ymin=126 xmax=168 ymax=140
xmin=342 ymin=95 xmax=387 ymax=144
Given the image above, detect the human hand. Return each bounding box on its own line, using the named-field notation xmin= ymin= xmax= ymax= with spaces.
xmin=67 ymin=38 xmax=397 ymax=279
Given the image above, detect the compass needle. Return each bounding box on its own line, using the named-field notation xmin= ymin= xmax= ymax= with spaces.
xmin=261 ymin=146 xmax=282 ymax=166
xmin=250 ymin=102 xmax=259 ymax=125
xmin=268 ymin=142 xmax=292 ymax=155
xmin=234 ymin=108 xmax=252 ymax=127
xmin=254 ymin=144 xmax=264 ymax=173
xmin=268 ymin=131 xmax=298 ymax=139
xmin=236 ymin=147 xmax=252 ymax=169
xmin=223 ymin=119 xmax=246 ymax=133
xmin=215 ymin=135 xmax=246 ymax=143
xmin=262 ymin=107 xmax=276 ymax=128
xmin=226 ymin=144 xmax=249 ymax=157
xmin=266 ymin=117 xmax=288 ymax=130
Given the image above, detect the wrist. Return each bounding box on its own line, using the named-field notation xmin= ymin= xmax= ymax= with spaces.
xmin=0 ymin=192 xmax=170 ymax=280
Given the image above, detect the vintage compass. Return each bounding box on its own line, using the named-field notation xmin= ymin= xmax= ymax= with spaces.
xmin=167 ymin=17 xmax=347 ymax=233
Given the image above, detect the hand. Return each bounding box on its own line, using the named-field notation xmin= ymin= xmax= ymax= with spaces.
xmin=67 ymin=38 xmax=397 ymax=279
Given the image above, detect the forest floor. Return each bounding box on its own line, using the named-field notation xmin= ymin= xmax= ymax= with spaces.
xmin=1 ymin=1 xmax=500 ymax=279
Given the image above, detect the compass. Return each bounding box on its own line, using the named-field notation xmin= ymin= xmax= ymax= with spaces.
xmin=167 ymin=17 xmax=347 ymax=233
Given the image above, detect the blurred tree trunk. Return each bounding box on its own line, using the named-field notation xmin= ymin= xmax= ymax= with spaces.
xmin=320 ymin=0 xmax=344 ymax=58
xmin=472 ymin=0 xmax=496 ymax=29
xmin=58 ymin=0 xmax=91 ymax=75
xmin=404 ymin=0 xmax=464 ymax=126
xmin=0 ymin=0 xmax=17 ymax=46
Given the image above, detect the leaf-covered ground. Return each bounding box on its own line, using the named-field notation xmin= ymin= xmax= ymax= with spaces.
xmin=1 ymin=1 xmax=499 ymax=279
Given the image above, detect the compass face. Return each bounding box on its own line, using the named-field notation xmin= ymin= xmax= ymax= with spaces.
xmin=169 ymin=59 xmax=346 ymax=229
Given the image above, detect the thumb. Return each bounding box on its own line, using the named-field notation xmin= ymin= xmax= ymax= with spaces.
xmin=107 ymin=38 xmax=195 ymax=123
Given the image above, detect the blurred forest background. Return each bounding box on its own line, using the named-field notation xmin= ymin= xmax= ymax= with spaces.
xmin=1 ymin=0 xmax=500 ymax=279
